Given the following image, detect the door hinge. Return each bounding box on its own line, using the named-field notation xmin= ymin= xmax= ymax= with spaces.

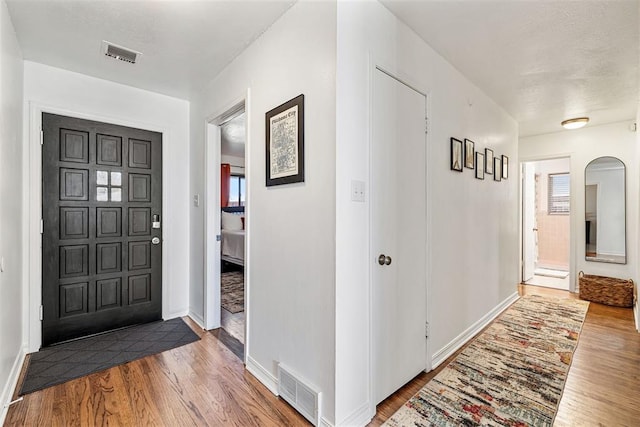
xmin=425 ymin=321 xmax=430 ymax=339
xmin=39 ymin=305 xmax=43 ymax=321
xmin=425 ymin=117 xmax=429 ymax=134
xmin=40 ymin=130 xmax=44 ymax=145
xmin=40 ymin=219 xmax=43 ymax=234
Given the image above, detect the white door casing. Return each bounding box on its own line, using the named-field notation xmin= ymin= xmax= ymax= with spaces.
xmin=522 ymin=162 xmax=536 ymax=282
xmin=371 ymin=68 xmax=427 ymax=405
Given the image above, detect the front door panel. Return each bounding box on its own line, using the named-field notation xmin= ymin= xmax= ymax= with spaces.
xmin=42 ymin=113 xmax=162 ymax=346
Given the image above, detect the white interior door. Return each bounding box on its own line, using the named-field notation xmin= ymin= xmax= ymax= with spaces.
xmin=522 ymin=162 xmax=536 ymax=281
xmin=372 ymin=69 xmax=427 ymax=405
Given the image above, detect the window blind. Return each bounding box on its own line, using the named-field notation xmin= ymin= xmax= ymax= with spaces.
xmin=548 ymin=173 xmax=570 ymax=214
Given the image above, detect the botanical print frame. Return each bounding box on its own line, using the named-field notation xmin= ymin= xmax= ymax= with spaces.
xmin=451 ymin=137 xmax=463 ymax=172
xmin=266 ymin=94 xmax=305 ymax=186
xmin=493 ymin=157 xmax=501 ymax=181
xmin=475 ymin=152 xmax=485 ymax=180
xmin=464 ymin=139 xmax=475 ymax=169
xmin=502 ymin=155 xmax=509 ymax=179
xmin=485 ymin=148 xmax=494 ymax=175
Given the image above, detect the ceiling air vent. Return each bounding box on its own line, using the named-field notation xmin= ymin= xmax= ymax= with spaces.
xmin=101 ymin=41 xmax=140 ymax=64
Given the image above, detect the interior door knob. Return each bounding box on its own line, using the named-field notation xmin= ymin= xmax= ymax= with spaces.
xmin=378 ymin=254 xmax=392 ymax=265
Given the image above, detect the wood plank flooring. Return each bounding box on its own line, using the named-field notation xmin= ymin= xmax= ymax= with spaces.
xmin=4 ymin=318 xmax=310 ymax=427
xmin=369 ymin=284 xmax=640 ymax=426
xmin=5 ymin=284 xmax=639 ymax=426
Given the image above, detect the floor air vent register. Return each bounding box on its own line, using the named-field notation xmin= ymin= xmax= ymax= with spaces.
xmin=277 ymin=363 xmax=321 ymax=426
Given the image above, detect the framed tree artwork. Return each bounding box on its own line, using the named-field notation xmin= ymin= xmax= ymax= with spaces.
xmin=493 ymin=157 xmax=501 ymax=181
xmin=502 ymin=155 xmax=509 ymax=179
xmin=266 ymin=94 xmax=305 ymax=186
xmin=485 ymin=148 xmax=494 ymax=175
xmin=451 ymin=137 xmax=463 ymax=172
xmin=464 ymin=139 xmax=475 ymax=169
xmin=475 ymin=152 xmax=485 ymax=180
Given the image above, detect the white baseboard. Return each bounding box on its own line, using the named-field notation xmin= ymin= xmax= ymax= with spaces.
xmin=187 ymin=312 xmax=205 ymax=329
xmin=431 ymin=292 xmax=519 ymax=368
xmin=336 ymin=401 xmax=372 ymax=427
xmin=0 ymin=347 xmax=27 ymax=425
xmin=320 ymin=416 xmax=335 ymax=427
xmin=246 ymin=355 xmax=279 ymax=396
xmin=166 ymin=309 xmax=189 ymax=319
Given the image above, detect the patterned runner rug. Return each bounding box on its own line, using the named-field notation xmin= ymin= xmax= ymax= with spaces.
xmin=384 ymin=295 xmax=589 ymax=427
xmin=221 ymin=271 xmax=244 ymax=313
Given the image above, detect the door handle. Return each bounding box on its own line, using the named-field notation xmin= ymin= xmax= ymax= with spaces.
xmin=151 ymin=237 xmax=160 ymax=245
xmin=378 ymin=254 xmax=392 ymax=266
xmin=532 ymin=228 xmax=538 ymax=231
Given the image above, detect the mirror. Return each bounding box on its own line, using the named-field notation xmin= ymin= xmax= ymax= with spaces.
xmin=585 ymin=156 xmax=626 ymax=264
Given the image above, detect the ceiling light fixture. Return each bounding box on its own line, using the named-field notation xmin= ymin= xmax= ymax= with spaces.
xmin=561 ymin=117 xmax=589 ymax=130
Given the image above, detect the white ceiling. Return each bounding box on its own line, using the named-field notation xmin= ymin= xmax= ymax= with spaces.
xmin=6 ymin=1 xmax=638 ymax=136
xmin=6 ymin=0 xmax=294 ymax=100
xmin=221 ymin=112 xmax=246 ymax=158
xmin=381 ymin=0 xmax=639 ymax=136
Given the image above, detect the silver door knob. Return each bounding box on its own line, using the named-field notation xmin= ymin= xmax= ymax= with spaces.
xmin=152 ymin=237 xmax=160 ymax=245
xmin=378 ymin=254 xmax=392 ymax=265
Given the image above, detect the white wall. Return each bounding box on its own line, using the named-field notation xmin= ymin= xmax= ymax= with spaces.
xmin=0 ymin=0 xmax=24 ymax=420
xmin=636 ymin=110 xmax=640 ymax=331
xmin=189 ymin=1 xmax=336 ymax=424
xmin=520 ymin=121 xmax=637 ymax=283
xmin=22 ymin=61 xmax=191 ymax=350
xmin=221 ymin=154 xmax=245 ymax=175
xmin=336 ymin=2 xmax=519 ymax=424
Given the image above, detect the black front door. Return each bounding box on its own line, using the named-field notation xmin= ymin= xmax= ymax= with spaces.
xmin=42 ymin=113 xmax=162 ymax=346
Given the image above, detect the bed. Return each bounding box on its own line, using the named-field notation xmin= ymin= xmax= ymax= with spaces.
xmin=221 ymin=208 xmax=245 ymax=266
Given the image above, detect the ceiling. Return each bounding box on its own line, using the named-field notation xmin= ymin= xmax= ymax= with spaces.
xmin=6 ymin=1 xmax=638 ymax=136
xmin=221 ymin=112 xmax=246 ymax=158
xmin=381 ymin=0 xmax=639 ymax=136
xmin=6 ymin=0 xmax=294 ymax=100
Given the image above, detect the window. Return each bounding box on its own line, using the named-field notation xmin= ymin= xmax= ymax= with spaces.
xmin=548 ymin=173 xmax=570 ymax=214
xmin=229 ymin=175 xmax=245 ymax=207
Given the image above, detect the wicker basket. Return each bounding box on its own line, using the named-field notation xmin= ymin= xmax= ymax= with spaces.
xmin=578 ymin=271 xmax=634 ymax=307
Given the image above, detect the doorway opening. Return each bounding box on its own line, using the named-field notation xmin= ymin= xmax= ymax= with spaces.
xmin=205 ymin=100 xmax=247 ymax=362
xmin=219 ymin=111 xmax=246 ymax=358
xmin=521 ymin=158 xmax=571 ymax=290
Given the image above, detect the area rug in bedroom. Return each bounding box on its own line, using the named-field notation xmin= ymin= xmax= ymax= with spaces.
xmin=384 ymin=295 xmax=589 ymax=427
xmin=221 ymin=271 xmax=244 ymax=313
xmin=19 ymin=318 xmax=200 ymax=395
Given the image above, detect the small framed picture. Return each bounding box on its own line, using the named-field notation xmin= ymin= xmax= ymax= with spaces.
xmin=464 ymin=139 xmax=475 ymax=169
xmin=451 ymin=138 xmax=463 ymax=172
xmin=493 ymin=157 xmax=501 ymax=181
xmin=475 ymin=152 xmax=484 ymax=180
xmin=502 ymin=155 xmax=509 ymax=179
xmin=266 ymin=94 xmax=305 ymax=186
xmin=485 ymin=148 xmax=494 ymax=174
